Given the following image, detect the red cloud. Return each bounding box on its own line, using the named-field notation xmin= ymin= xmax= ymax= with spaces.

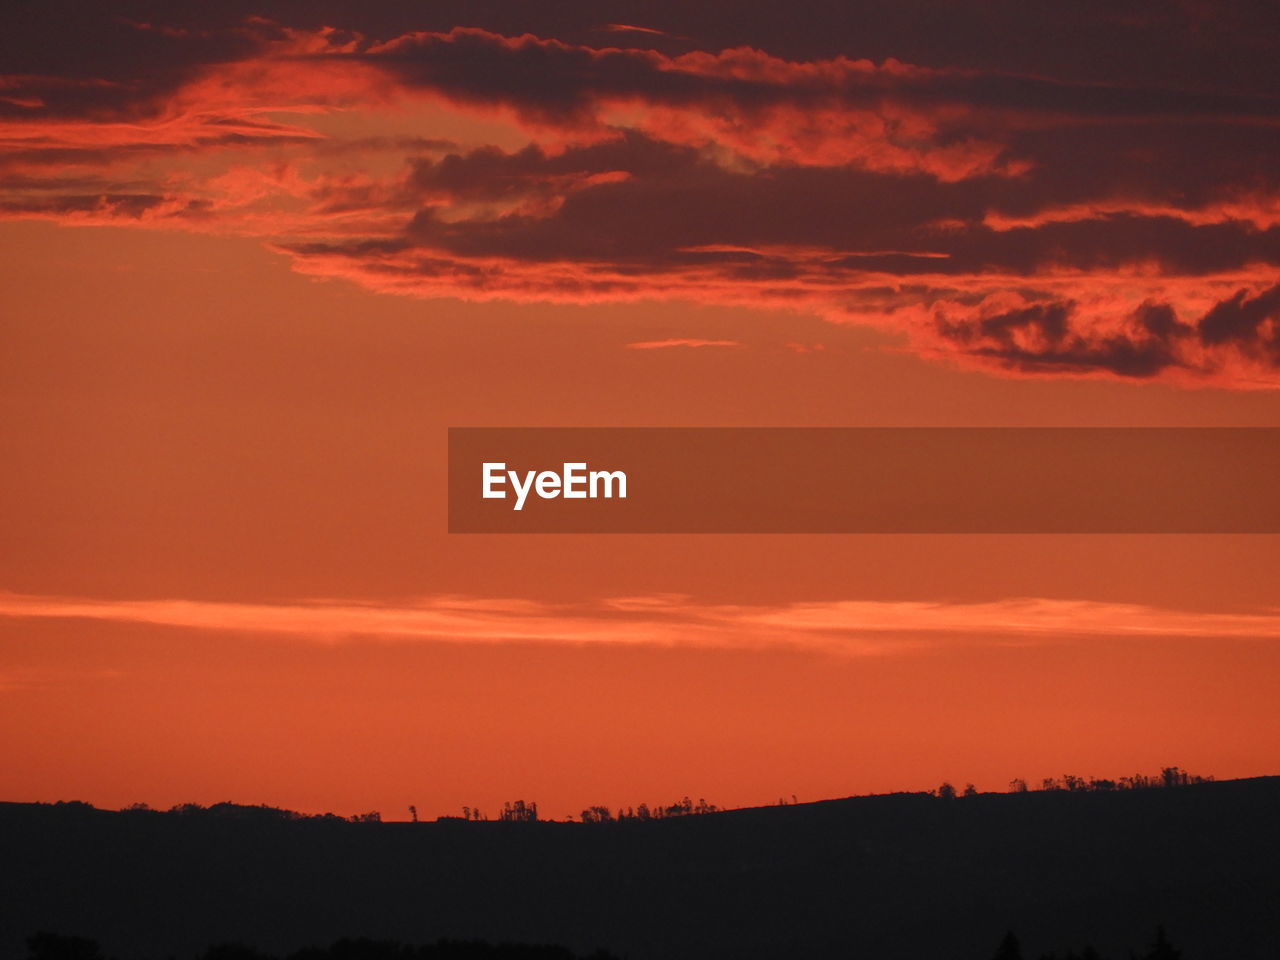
xmin=2 ymin=21 xmax=1279 ymax=387
xmin=626 ymin=339 xmax=741 ymax=349
xmin=3 ymin=591 xmax=1279 ymax=652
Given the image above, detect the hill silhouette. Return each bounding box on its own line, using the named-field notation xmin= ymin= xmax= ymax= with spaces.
xmin=2 ymin=777 xmax=1277 ymax=960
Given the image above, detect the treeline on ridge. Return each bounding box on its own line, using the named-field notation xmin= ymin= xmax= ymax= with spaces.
xmin=28 ymin=765 xmax=1212 ymax=825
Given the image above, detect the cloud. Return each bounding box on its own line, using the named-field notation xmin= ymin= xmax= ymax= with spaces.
xmin=922 ymin=284 xmax=1280 ymax=383
xmin=0 ymin=669 xmax=38 ymax=692
xmin=599 ymin=24 xmax=669 ymax=37
xmin=1 ymin=19 xmax=1279 ymax=387
xmin=626 ymin=338 xmax=740 ymax=349
xmin=0 ymin=591 xmax=1277 ymax=658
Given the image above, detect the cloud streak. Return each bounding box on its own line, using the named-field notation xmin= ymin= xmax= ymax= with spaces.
xmin=1 ymin=591 xmax=1277 ymax=658
xmin=626 ymin=338 xmax=740 ymax=349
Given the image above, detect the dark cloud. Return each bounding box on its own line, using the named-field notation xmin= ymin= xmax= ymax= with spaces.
xmin=0 ymin=193 xmax=178 ymax=217
xmin=8 ymin=0 xmax=1278 ymax=95
xmin=929 ymin=287 xmax=1280 ymax=380
xmin=0 ymin=18 xmax=263 ymax=120
xmin=2 ymin=7 xmax=1279 ymax=386
xmin=1199 ymin=285 xmax=1280 ymax=354
xmin=355 ymin=26 xmax=1280 ymax=125
xmin=359 ymin=144 xmax=1280 ymax=282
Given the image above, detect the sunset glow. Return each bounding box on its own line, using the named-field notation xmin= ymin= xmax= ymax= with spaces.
xmin=2 ymin=3 xmax=1278 ymax=824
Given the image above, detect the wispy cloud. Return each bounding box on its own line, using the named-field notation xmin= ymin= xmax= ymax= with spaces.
xmin=1 ymin=591 xmax=1276 ymax=656
xmin=0 ymin=669 xmax=36 ymax=691
xmin=599 ymin=24 xmax=669 ymax=37
xmin=626 ymin=338 xmax=741 ymax=350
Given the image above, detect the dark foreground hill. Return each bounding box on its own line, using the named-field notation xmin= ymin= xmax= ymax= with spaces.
xmin=2 ymin=778 xmax=1278 ymax=960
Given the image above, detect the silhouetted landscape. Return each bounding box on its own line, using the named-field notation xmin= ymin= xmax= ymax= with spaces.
xmin=3 ymin=773 xmax=1277 ymax=960
xmin=5 ymin=5 xmax=1279 ymax=960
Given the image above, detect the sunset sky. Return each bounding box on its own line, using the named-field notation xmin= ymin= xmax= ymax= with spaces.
xmin=2 ymin=1 xmax=1279 ymax=820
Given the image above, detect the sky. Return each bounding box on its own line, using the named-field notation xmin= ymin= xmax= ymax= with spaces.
xmin=1 ymin=1 xmax=1279 ymax=820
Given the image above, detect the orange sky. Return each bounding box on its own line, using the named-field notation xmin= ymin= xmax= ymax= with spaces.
xmin=2 ymin=220 xmax=1277 ymax=818
xmin=1 ymin=9 xmax=1279 ymax=819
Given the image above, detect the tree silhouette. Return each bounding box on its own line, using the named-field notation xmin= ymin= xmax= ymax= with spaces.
xmin=992 ymin=930 xmax=1022 ymax=960
xmin=1143 ymin=926 xmax=1182 ymax=960
xmin=499 ymin=800 xmax=538 ymax=822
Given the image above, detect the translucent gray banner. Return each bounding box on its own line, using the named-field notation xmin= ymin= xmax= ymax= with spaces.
xmin=448 ymin=428 xmax=1280 ymax=533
